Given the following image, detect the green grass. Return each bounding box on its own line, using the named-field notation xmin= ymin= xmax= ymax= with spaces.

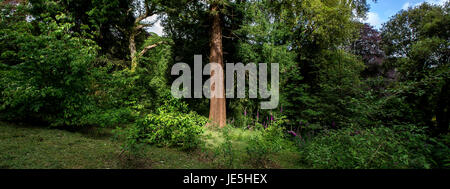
xmin=0 ymin=122 xmax=303 ymax=169
xmin=0 ymin=122 xmax=210 ymax=169
xmin=201 ymin=126 xmax=304 ymax=169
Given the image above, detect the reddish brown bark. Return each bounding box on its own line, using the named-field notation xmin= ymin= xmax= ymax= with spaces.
xmin=208 ymin=3 xmax=226 ymax=128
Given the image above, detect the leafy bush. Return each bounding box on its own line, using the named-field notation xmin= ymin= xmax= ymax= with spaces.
xmin=83 ymin=107 xmax=137 ymax=128
xmin=212 ymin=126 xmax=236 ymax=168
xmin=430 ymin=134 xmax=450 ymax=168
xmin=246 ymin=117 xmax=287 ymax=167
xmin=83 ymin=35 xmax=173 ymax=127
xmin=126 ymin=111 xmax=207 ymax=150
xmin=299 ymin=125 xmax=432 ymax=169
xmin=0 ymin=13 xmax=98 ymax=126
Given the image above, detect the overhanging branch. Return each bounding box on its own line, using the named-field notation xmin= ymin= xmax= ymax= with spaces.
xmin=138 ymin=41 xmax=166 ymax=57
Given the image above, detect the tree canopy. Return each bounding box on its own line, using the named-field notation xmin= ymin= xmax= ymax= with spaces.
xmin=0 ymin=0 xmax=448 ymax=169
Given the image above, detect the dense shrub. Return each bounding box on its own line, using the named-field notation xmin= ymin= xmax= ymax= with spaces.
xmin=126 ymin=110 xmax=207 ymax=150
xmin=430 ymin=134 xmax=450 ymax=168
xmin=81 ymin=35 xmax=173 ymax=128
xmin=83 ymin=107 xmax=138 ymax=128
xmin=0 ymin=13 xmax=98 ymax=126
xmin=299 ymin=125 xmax=432 ymax=169
xmin=212 ymin=126 xmax=236 ymax=168
xmin=246 ymin=117 xmax=287 ymax=167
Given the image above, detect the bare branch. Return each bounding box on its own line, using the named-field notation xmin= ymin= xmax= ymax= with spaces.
xmin=138 ymin=41 xmax=166 ymax=57
xmin=135 ymin=0 xmax=151 ymax=25
xmin=136 ymin=23 xmax=154 ymax=31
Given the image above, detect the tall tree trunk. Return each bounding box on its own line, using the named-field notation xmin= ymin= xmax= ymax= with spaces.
xmin=128 ymin=1 xmax=162 ymax=72
xmin=208 ymin=3 xmax=226 ymax=128
xmin=130 ymin=31 xmax=138 ymax=72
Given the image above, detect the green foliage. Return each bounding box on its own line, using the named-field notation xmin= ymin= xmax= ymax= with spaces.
xmin=0 ymin=11 xmax=98 ymax=126
xmin=246 ymin=118 xmax=287 ymax=168
xmin=29 ymin=0 xmax=135 ymax=59
xmin=311 ymin=50 xmax=366 ymax=127
xmin=0 ymin=0 xmax=447 ymax=170
xmin=85 ymin=34 xmax=173 ymax=127
xmin=430 ymin=134 xmax=450 ymax=168
xmin=126 ymin=110 xmax=207 ymax=150
xmin=300 ymin=126 xmax=432 ymax=169
xmin=212 ymin=126 xmax=236 ymax=168
xmin=84 ymin=108 xmax=137 ymax=128
xmin=381 ymin=3 xmax=449 ymax=134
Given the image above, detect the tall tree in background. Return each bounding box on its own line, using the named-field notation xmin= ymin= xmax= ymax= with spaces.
xmin=162 ymin=0 xmax=232 ymax=127
xmin=29 ymin=0 xmax=167 ymax=71
xmin=381 ymin=2 xmax=449 ymax=134
xmin=208 ymin=0 xmax=226 ymax=127
xmin=351 ymin=23 xmax=386 ymax=78
xmin=128 ymin=0 xmax=164 ymax=72
xmin=235 ymin=0 xmax=372 ymax=127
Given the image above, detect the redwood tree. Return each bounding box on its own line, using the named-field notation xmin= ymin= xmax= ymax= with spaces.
xmin=208 ymin=1 xmax=226 ymax=128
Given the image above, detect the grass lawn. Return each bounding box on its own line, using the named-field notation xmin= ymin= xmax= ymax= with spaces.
xmin=0 ymin=121 xmax=303 ymax=169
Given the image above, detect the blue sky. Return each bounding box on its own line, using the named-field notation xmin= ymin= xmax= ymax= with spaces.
xmin=365 ymin=0 xmax=448 ymax=29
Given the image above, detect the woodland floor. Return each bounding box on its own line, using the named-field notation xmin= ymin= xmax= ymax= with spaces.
xmin=0 ymin=121 xmax=302 ymax=169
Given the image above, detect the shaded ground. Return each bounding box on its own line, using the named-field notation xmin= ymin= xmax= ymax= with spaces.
xmin=0 ymin=122 xmax=302 ymax=169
